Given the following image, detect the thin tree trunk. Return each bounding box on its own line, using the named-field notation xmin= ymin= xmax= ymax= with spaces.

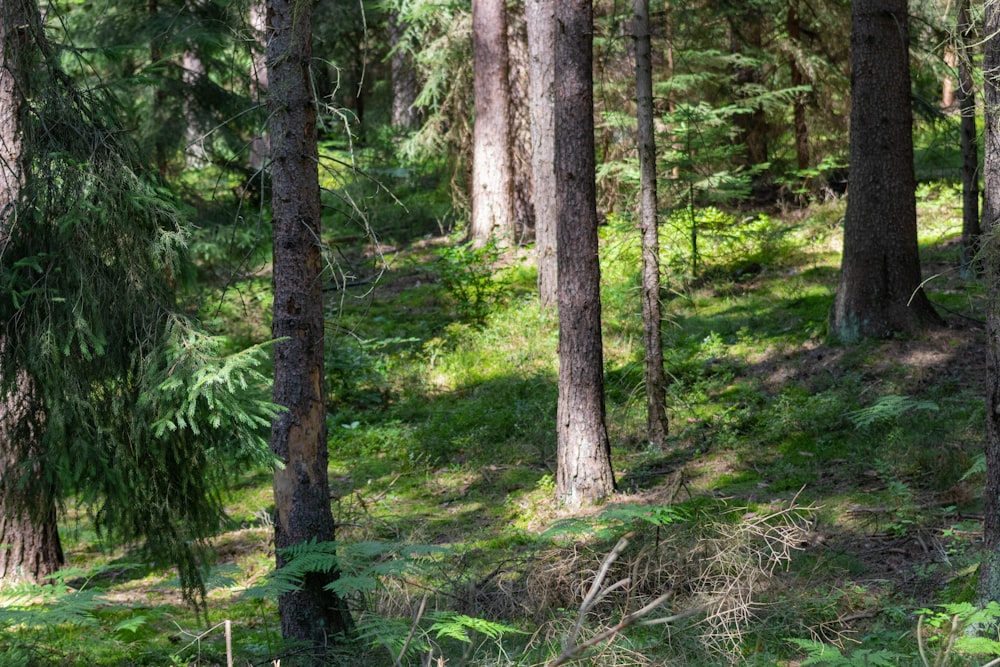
xmin=788 ymin=0 xmax=811 ymax=174
xmin=248 ymin=1 xmax=268 ymax=172
xmin=979 ymin=0 xmax=1000 ymax=605
xmin=470 ymin=0 xmax=514 ymax=247
xmin=526 ymin=0 xmax=557 ymax=308
xmin=508 ymin=1 xmax=535 ymax=243
xmin=634 ymin=0 xmax=668 ymax=452
xmin=829 ymin=0 xmax=940 ymax=341
xmin=389 ymin=11 xmax=421 ymax=130
xmin=958 ymin=0 xmax=980 ymax=278
xmin=0 ymin=0 xmax=64 ymax=584
xmin=267 ymin=0 xmax=351 ymax=644
xmin=554 ymin=0 xmax=615 ymax=509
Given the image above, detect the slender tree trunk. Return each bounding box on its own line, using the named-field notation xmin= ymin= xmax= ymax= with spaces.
xmin=508 ymin=1 xmax=535 ymax=243
xmin=979 ymin=0 xmax=1000 ymax=605
xmin=788 ymin=0 xmax=811 ymax=174
xmin=958 ymin=0 xmax=980 ymax=278
xmin=470 ymin=0 xmax=514 ymax=247
xmin=554 ymin=0 xmax=615 ymax=509
xmin=0 ymin=0 xmax=64 ymax=584
xmin=248 ymin=1 xmax=268 ymax=172
xmin=633 ymin=0 xmax=668 ymax=452
xmin=526 ymin=0 xmax=557 ymax=308
xmin=829 ymin=0 xmax=940 ymax=341
xmin=182 ymin=48 xmax=207 ymax=166
xmin=389 ymin=11 xmax=421 ymax=130
xmin=267 ymin=0 xmax=351 ymax=645
xmin=729 ymin=15 xmax=768 ymax=174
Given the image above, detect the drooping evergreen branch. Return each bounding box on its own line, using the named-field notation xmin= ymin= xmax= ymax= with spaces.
xmin=0 ymin=3 xmax=277 ymax=606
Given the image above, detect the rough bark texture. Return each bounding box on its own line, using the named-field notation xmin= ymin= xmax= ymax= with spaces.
xmin=389 ymin=11 xmax=421 ymax=130
xmin=0 ymin=0 xmax=64 ymax=584
xmin=554 ymin=0 xmax=615 ymax=509
xmin=507 ymin=2 xmax=535 ymax=243
xmin=634 ymin=0 xmax=667 ymax=452
xmin=979 ymin=0 xmax=1000 ymax=606
xmin=267 ymin=0 xmax=352 ymax=644
xmin=248 ymin=1 xmax=268 ymax=172
xmin=526 ymin=0 xmax=557 ymax=308
xmin=729 ymin=16 xmax=768 ymax=172
xmin=829 ymin=0 xmax=940 ymax=341
xmin=788 ymin=0 xmax=810 ymax=173
xmin=470 ymin=0 xmax=514 ymax=247
xmin=958 ymin=0 xmax=980 ymax=278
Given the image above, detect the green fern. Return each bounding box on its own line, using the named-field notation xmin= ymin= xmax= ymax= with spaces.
xmin=846 ymin=395 xmax=939 ymax=430
xmin=785 ymin=638 xmax=906 ymax=666
xmin=426 ymin=611 xmax=525 ymax=643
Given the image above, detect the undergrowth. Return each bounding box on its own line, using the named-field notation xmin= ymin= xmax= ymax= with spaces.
xmin=7 ymin=183 xmax=990 ymax=665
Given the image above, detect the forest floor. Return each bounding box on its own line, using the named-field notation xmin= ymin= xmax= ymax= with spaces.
xmin=4 ymin=184 xmax=994 ymax=666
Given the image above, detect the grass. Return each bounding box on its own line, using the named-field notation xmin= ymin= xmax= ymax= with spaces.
xmin=1 ymin=180 xmax=991 ymax=666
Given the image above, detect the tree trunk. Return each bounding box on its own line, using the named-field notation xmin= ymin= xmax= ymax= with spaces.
xmin=554 ymin=0 xmax=615 ymax=509
xmin=978 ymin=0 xmax=1000 ymax=606
xmin=729 ymin=14 xmax=769 ymax=174
xmin=267 ymin=0 xmax=351 ymax=645
xmin=526 ymin=0 xmax=557 ymax=308
xmin=788 ymin=0 xmax=811 ymax=174
xmin=0 ymin=0 xmax=64 ymax=584
xmin=634 ymin=0 xmax=668 ymax=452
xmin=507 ymin=1 xmax=535 ymax=244
xmin=470 ymin=0 xmax=514 ymax=247
xmin=829 ymin=0 xmax=940 ymax=341
xmin=389 ymin=11 xmax=421 ymax=130
xmin=958 ymin=0 xmax=980 ymax=279
xmin=248 ymin=0 xmax=268 ymax=172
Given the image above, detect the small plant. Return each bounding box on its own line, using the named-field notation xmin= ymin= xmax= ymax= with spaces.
xmin=433 ymin=241 xmax=508 ymax=323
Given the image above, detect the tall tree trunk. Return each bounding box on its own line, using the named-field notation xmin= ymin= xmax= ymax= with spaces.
xmin=248 ymin=0 xmax=268 ymax=172
xmin=788 ymin=0 xmax=811 ymax=174
xmin=507 ymin=1 xmax=535 ymax=243
xmin=958 ymin=0 xmax=980 ymax=278
xmin=470 ymin=0 xmax=514 ymax=247
xmin=554 ymin=0 xmax=615 ymax=509
xmin=634 ymin=0 xmax=668 ymax=452
xmin=829 ymin=0 xmax=940 ymax=341
xmin=267 ymin=0 xmax=352 ymax=645
xmin=389 ymin=11 xmax=421 ymax=130
xmin=182 ymin=48 xmax=207 ymax=166
xmin=0 ymin=0 xmax=64 ymax=584
xmin=729 ymin=13 xmax=769 ymax=174
xmin=526 ymin=0 xmax=557 ymax=308
xmin=979 ymin=0 xmax=1000 ymax=605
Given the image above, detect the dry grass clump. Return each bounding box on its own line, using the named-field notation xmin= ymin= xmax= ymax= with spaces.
xmin=355 ymin=496 xmax=816 ymax=664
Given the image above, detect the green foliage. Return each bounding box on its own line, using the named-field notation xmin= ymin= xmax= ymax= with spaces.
xmin=425 ymin=611 xmax=524 ymax=643
xmin=846 ymin=395 xmax=941 ymax=430
xmin=0 ymin=14 xmax=279 ymax=605
xmin=433 ymin=241 xmax=508 ymax=323
xmin=243 ymin=538 xmax=447 ymax=602
xmin=786 ymin=638 xmax=907 ymax=666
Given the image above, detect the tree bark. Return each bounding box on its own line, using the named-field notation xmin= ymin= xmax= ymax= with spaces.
xmin=389 ymin=11 xmax=421 ymax=130
xmin=634 ymin=0 xmax=668 ymax=452
xmin=0 ymin=0 xmax=64 ymax=585
xmin=526 ymin=0 xmax=557 ymax=308
xmin=267 ymin=0 xmax=351 ymax=645
xmin=507 ymin=1 xmax=535 ymax=243
xmin=788 ymin=0 xmax=811 ymax=174
xmin=978 ymin=0 xmax=1000 ymax=606
xmin=248 ymin=0 xmax=269 ymax=172
xmin=958 ymin=0 xmax=980 ymax=279
xmin=829 ymin=0 xmax=940 ymax=341
xmin=554 ymin=0 xmax=615 ymax=509
xmin=470 ymin=0 xmax=514 ymax=247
